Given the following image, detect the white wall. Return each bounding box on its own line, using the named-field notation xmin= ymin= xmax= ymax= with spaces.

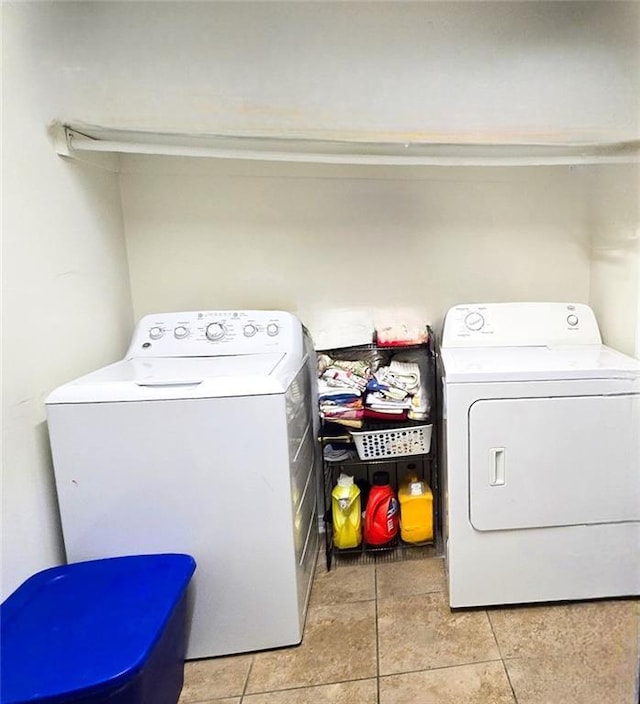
xmin=588 ymin=164 xmax=640 ymax=356
xmin=45 ymin=1 xmax=640 ymax=143
xmin=7 ymin=1 xmax=639 ymax=342
xmin=120 ymin=156 xmax=594 ymax=339
xmin=1 ymin=5 xmax=134 ymax=597
xmin=102 ymin=0 xmax=634 ymax=351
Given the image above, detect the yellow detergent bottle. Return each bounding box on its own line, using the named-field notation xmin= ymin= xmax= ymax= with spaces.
xmin=332 ymin=473 xmax=362 ymax=549
xmin=398 ymin=474 xmax=433 ymax=544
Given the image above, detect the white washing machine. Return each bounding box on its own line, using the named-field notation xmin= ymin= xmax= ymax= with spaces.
xmin=441 ymin=302 xmax=640 ymax=608
xmin=46 ymin=310 xmax=319 ymax=659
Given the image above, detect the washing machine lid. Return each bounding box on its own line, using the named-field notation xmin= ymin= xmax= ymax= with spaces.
xmin=46 ymin=353 xmax=300 ymax=403
xmin=442 ymin=345 xmax=640 ymax=383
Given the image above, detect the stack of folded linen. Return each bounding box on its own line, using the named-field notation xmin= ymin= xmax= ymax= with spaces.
xmin=318 ymin=354 xmax=429 ymax=427
xmin=318 ymin=384 xmax=364 ymax=427
xmin=318 ymin=355 xmax=370 ymax=428
xmin=364 ymin=376 xmax=411 ymax=420
xmin=365 ymin=360 xmax=428 ymax=421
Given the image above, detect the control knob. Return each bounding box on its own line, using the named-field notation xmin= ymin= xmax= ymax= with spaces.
xmin=174 ymin=326 xmax=189 ymax=339
xmin=149 ymin=326 xmax=164 ymax=340
xmin=464 ymin=312 xmax=485 ymax=332
xmin=206 ymin=322 xmax=226 ymax=341
xmin=243 ymin=324 xmax=258 ymax=337
xmin=266 ymin=323 xmax=280 ymax=337
xmin=567 ymin=314 xmax=579 ymax=327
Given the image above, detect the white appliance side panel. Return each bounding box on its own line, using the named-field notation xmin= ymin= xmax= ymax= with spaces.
xmin=448 ymin=522 xmax=640 ymax=607
xmin=47 ymin=395 xmax=302 ymax=659
xmin=286 ymin=363 xmax=312 ymax=463
xmin=285 ymin=363 xmax=319 ymax=627
xmin=469 ymin=394 xmax=640 ymax=531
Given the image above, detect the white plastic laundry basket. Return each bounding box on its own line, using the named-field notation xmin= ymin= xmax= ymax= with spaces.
xmin=350 ymin=424 xmax=432 ymax=460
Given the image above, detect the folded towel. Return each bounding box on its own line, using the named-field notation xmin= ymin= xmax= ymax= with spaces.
xmin=375 ymin=323 xmax=429 ymax=347
xmin=365 ymin=392 xmax=412 ymax=410
xmin=389 ymin=360 xmax=421 ymax=393
xmin=366 ymin=378 xmax=408 ymax=401
xmin=323 ymin=444 xmax=357 ymax=462
xmin=363 ymin=408 xmax=409 ymax=421
xmin=374 ymin=362 xmax=420 ymax=395
xmin=331 ymin=359 xmax=371 ymax=379
xmin=317 ymin=355 xmax=372 ymax=380
xmin=321 ymin=367 xmax=369 ymax=393
xmin=321 ymin=396 xmax=362 ymax=409
xmin=326 ymin=418 xmax=364 ymax=429
xmin=318 ymin=380 xmax=362 ymax=403
xmin=392 ymin=351 xmax=431 ymax=420
xmin=366 ymin=406 xmax=407 ymax=414
xmin=320 ymin=407 xmax=364 ymax=420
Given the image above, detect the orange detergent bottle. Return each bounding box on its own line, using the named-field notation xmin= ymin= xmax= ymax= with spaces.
xmin=398 ymin=474 xmax=433 ymax=544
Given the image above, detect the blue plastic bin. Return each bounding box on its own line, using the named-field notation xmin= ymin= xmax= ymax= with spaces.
xmin=1 ymin=554 xmax=196 ymax=704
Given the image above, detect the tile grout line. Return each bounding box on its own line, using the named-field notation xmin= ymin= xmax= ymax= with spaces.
xmin=238 ymin=675 xmax=381 ymax=699
xmin=380 ymin=656 xmax=506 ymax=680
xmin=238 ymin=558 xmax=378 ymax=701
xmin=238 ymin=653 xmax=256 ymax=704
xmin=486 ymin=610 xmax=519 ymax=704
xmin=499 ymin=659 xmax=520 ymax=704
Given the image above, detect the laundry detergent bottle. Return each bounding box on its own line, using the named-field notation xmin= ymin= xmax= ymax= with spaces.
xmin=398 ymin=473 xmax=433 ymax=544
xmin=331 ymin=473 xmax=362 ymax=549
xmin=363 ymin=471 xmax=399 ymax=545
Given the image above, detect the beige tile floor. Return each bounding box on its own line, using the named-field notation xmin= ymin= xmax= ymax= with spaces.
xmin=179 ymin=549 xmax=640 ymax=704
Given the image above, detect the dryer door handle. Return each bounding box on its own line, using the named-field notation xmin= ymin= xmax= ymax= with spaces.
xmin=489 ymin=447 xmax=506 ymax=486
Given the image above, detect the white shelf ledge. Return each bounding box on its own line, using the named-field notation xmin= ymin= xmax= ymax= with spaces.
xmin=56 ymin=125 xmax=640 ymax=167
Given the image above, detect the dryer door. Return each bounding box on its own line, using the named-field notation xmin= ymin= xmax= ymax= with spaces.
xmin=469 ymin=394 xmax=640 ymax=531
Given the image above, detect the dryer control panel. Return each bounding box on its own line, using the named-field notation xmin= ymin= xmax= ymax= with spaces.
xmin=442 ymin=302 xmax=602 ymax=348
xmin=126 ymin=310 xmax=304 ymax=358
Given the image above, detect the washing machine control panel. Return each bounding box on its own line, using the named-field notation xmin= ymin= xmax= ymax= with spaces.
xmin=126 ymin=310 xmax=303 ymax=358
xmin=442 ymin=302 xmax=602 ymax=348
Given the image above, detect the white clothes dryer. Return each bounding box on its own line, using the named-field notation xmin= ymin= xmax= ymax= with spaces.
xmin=46 ymin=310 xmax=319 ymax=659
xmin=441 ymin=302 xmax=640 ymax=608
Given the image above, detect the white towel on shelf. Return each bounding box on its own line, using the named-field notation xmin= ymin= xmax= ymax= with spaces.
xmin=376 ymin=361 xmax=420 ymax=395
xmin=365 ymin=392 xmax=412 ymax=410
